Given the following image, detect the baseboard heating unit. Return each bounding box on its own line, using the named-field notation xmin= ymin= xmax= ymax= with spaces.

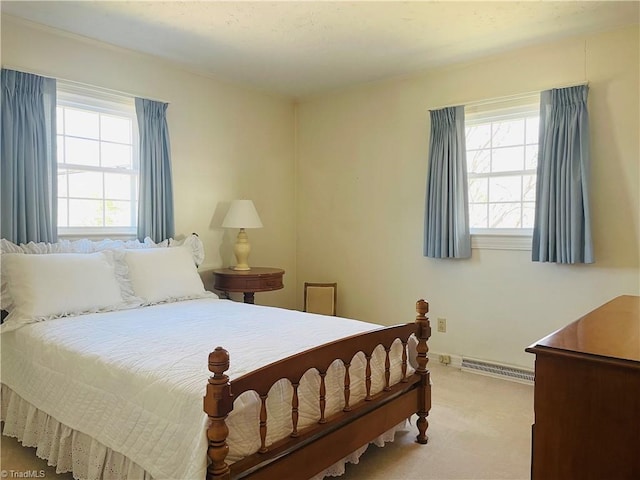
xmin=460 ymin=357 xmax=534 ymax=384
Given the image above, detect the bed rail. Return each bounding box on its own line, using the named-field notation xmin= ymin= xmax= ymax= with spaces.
xmin=203 ymin=299 xmax=431 ymax=480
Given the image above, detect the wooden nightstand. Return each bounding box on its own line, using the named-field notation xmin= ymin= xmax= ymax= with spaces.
xmin=213 ymin=267 xmax=285 ymax=304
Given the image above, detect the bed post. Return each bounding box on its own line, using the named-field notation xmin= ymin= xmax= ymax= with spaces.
xmin=415 ymin=299 xmax=431 ymax=444
xmin=204 ymin=347 xmax=233 ymax=480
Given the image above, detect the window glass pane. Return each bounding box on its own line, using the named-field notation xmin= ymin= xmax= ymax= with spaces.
xmin=105 ymin=173 xmax=132 ymax=200
xmin=523 ymin=174 xmax=537 ymax=202
xmin=489 ymin=203 xmax=521 ymax=228
xmin=465 ymin=103 xmax=539 ymax=234
xmin=523 ymin=202 xmax=536 ymax=228
xmin=58 ymin=198 xmax=68 ymax=227
xmin=491 ymin=146 xmax=524 ymax=172
xmin=57 ymin=135 xmax=65 ymax=163
xmin=56 ymin=107 xmax=64 ymax=134
xmin=466 ymin=124 xmax=491 ymax=150
xmin=56 ymin=87 xmax=139 ymax=233
xmin=65 ymin=137 xmax=100 ymax=166
xmin=469 ymin=203 xmax=488 ymax=228
xmin=468 ymin=177 xmax=488 ymax=203
xmin=68 ymin=170 xmax=103 ymax=199
xmin=489 ymin=176 xmax=521 ymax=202
xmin=105 ymin=200 xmax=131 ymax=226
xmin=58 ymin=171 xmax=68 ymax=197
xmin=101 ymin=142 xmax=132 ymax=168
xmin=101 ymin=115 xmax=132 ymax=143
xmin=492 ymin=119 xmax=525 ymax=147
xmin=68 ymin=199 xmax=103 ymax=227
xmin=525 ymin=145 xmax=538 ymax=170
xmin=526 ymin=116 xmax=539 ymax=144
xmin=64 ymin=108 xmax=99 ymax=139
xmin=468 ymin=149 xmax=490 ymax=174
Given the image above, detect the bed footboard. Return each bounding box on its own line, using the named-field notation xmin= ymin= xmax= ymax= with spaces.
xmin=203 ymin=299 xmax=431 ymax=480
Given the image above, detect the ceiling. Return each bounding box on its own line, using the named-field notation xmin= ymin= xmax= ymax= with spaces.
xmin=2 ymin=1 xmax=639 ymax=98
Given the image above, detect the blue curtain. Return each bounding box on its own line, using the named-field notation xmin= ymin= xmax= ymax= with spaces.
xmin=135 ymin=98 xmax=174 ymax=242
xmin=1 ymin=69 xmax=57 ymax=243
xmin=532 ymin=85 xmax=593 ymax=264
xmin=424 ymin=106 xmax=471 ymax=258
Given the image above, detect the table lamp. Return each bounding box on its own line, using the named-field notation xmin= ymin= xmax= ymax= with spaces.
xmin=222 ymin=200 xmax=263 ymax=270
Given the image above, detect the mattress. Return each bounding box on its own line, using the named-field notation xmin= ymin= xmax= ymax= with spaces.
xmin=1 ymin=298 xmax=410 ymax=479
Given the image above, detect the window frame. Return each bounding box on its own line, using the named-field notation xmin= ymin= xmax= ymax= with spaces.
xmin=56 ymin=82 xmax=139 ymax=239
xmin=464 ymin=94 xmax=540 ymax=250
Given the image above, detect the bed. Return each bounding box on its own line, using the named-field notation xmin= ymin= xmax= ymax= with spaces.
xmin=0 ymin=236 xmax=431 ymax=480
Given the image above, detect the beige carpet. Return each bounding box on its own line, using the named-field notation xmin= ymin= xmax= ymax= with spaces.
xmin=1 ymin=362 xmax=533 ymax=480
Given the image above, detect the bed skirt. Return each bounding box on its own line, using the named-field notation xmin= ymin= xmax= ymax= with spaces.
xmin=2 ymin=384 xmax=407 ymax=480
xmin=1 ymin=384 xmax=152 ymax=479
xmin=309 ymin=419 xmax=406 ymax=480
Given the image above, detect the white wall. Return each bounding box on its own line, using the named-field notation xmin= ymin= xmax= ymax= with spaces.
xmin=1 ymin=16 xmax=298 ymax=308
xmin=3 ymin=16 xmax=638 ymax=368
xmin=296 ymin=25 xmax=640 ymax=368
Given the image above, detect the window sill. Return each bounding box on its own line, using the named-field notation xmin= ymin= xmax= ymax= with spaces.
xmin=58 ymin=228 xmax=137 ymax=241
xmin=471 ymin=233 xmax=532 ymax=251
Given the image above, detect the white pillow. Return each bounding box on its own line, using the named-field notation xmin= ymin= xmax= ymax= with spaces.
xmin=0 ymin=236 xmax=160 ymax=311
xmin=123 ymin=246 xmax=211 ymax=304
xmin=168 ymin=234 xmax=205 ymax=266
xmin=0 ymin=235 xmax=205 ymax=310
xmin=1 ymin=251 xmax=129 ymax=330
xmin=0 ymin=234 xmax=208 ymax=314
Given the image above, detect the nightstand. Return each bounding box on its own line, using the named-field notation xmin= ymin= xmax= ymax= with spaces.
xmin=213 ymin=267 xmax=285 ymax=304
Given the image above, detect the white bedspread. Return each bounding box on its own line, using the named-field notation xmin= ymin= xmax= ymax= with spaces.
xmin=1 ymin=299 xmax=408 ymax=480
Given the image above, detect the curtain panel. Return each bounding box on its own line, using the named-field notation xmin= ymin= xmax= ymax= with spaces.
xmin=1 ymin=69 xmax=57 ymax=244
xmin=135 ymin=98 xmax=175 ymax=243
xmin=423 ymin=106 xmax=471 ymax=259
xmin=532 ymin=85 xmax=593 ymax=264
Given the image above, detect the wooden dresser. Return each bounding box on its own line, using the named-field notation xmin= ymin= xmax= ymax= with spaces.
xmin=526 ymin=295 xmax=640 ymax=480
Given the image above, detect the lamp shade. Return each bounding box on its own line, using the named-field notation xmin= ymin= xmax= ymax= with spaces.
xmin=222 ymin=200 xmax=263 ymax=229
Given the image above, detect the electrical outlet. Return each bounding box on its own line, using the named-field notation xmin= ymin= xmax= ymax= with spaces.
xmin=439 ymin=355 xmax=451 ymax=365
xmin=437 ymin=317 xmax=447 ymax=333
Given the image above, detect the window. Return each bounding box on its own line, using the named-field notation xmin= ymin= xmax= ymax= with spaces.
xmin=56 ymin=83 xmax=138 ymax=237
xmin=465 ymin=94 xmax=539 ymax=241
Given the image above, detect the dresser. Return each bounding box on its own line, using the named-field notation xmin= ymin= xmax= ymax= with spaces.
xmin=526 ymin=295 xmax=640 ymax=480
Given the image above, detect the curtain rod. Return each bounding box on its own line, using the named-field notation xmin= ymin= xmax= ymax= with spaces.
xmin=2 ymin=65 xmax=171 ymax=104
xmin=428 ymin=81 xmax=589 ymax=112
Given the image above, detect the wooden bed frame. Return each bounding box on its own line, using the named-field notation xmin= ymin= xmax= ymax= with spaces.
xmin=204 ymin=299 xmax=432 ymax=480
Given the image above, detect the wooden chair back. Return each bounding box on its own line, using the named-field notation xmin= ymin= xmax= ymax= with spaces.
xmin=304 ymin=282 xmax=337 ymax=316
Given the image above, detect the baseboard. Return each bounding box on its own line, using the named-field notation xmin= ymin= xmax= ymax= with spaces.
xmin=428 ymin=352 xmax=533 ymax=385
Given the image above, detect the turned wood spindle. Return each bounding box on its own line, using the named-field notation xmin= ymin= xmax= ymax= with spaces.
xmin=401 ymin=339 xmax=408 ymax=382
xmin=415 ymin=299 xmax=431 ymax=445
xmin=384 ymin=346 xmax=391 ymax=391
xmin=291 ymin=382 xmax=300 ymax=438
xmin=343 ymin=361 xmax=352 ymax=412
xmin=204 ymin=347 xmax=232 ymax=479
xmin=318 ymin=371 xmax=327 ymax=424
xmin=364 ymin=353 xmax=372 ymax=401
xmin=259 ymin=394 xmax=268 ymax=453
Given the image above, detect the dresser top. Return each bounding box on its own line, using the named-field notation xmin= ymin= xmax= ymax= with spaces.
xmin=528 ymin=295 xmax=640 ymax=363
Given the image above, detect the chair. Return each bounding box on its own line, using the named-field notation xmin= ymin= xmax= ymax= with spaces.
xmin=303 ymin=282 xmax=337 ymax=316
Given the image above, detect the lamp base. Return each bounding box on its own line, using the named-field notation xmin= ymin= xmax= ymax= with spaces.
xmin=232 ymin=229 xmax=252 ymax=271
xmin=230 ymin=265 xmax=251 ymax=271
